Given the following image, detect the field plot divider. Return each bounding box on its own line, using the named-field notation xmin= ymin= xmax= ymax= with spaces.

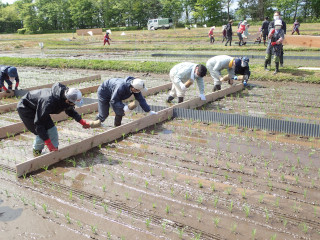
xmin=0 ymin=74 xmax=101 ymax=100
xmin=0 ymin=83 xmax=172 ymax=139
xmin=0 ymin=84 xmax=100 ymax=114
xmin=16 ymin=108 xmax=173 ymax=177
xmin=15 ymin=83 xmax=241 ymax=176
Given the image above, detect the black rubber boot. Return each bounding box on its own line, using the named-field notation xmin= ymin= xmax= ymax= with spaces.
xmin=114 ymin=115 xmax=123 ymax=127
xmin=178 ymin=97 xmax=184 ymax=103
xmin=213 ymin=85 xmax=221 ymax=92
xmin=274 ymin=62 xmax=279 ymax=75
xmin=33 ymin=149 xmax=42 ymax=157
xmin=166 ymin=95 xmax=174 ymax=103
xmin=264 ymin=59 xmax=269 ymax=71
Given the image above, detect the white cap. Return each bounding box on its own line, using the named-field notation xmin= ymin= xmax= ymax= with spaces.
xmin=65 ymin=88 xmax=83 ymax=107
xmin=131 ymin=79 xmax=148 ymax=93
xmin=275 ymin=20 xmax=282 ymax=26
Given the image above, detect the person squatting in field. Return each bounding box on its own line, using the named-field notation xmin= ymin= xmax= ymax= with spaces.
xmin=166 ymin=62 xmax=207 ymax=104
xmin=0 ymin=65 xmax=19 ymax=93
xmin=206 ymin=55 xmax=250 ymax=92
xmin=90 ymin=77 xmax=157 ymax=128
xmin=17 ymin=83 xmax=92 ymax=157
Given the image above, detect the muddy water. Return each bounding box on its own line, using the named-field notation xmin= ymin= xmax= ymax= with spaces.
xmin=1 ymin=116 xmax=319 ymax=239
xmin=1 ymin=67 xmax=320 ymax=239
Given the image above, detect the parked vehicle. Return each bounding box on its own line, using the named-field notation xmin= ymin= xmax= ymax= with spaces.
xmin=147 ymin=18 xmax=173 ymax=30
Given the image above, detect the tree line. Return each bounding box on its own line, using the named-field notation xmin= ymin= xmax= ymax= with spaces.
xmin=0 ymin=0 xmax=319 ymax=33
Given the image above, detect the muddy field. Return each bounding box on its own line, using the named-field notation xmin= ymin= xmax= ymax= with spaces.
xmin=0 ymin=67 xmax=319 ymax=240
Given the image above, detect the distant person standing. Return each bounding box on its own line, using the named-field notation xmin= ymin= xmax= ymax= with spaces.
xmin=0 ymin=65 xmax=19 ymax=93
xmin=208 ymin=26 xmax=215 ymax=44
xmin=237 ymin=20 xmax=247 ymax=46
xmin=261 ymin=17 xmax=270 ymax=46
xmin=269 ymin=11 xmax=286 ymax=67
xmin=225 ymin=20 xmax=233 ymax=46
xmin=264 ymin=20 xmax=285 ymax=74
xmin=103 ymin=32 xmax=111 ymax=46
xmin=292 ymin=20 xmax=300 ymax=35
xmin=222 ymin=25 xmax=227 ymax=43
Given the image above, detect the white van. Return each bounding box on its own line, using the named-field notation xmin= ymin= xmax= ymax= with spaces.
xmin=147 ymin=18 xmax=173 ymax=30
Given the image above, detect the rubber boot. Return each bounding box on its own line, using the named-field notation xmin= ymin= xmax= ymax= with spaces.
xmin=114 ymin=115 xmax=123 ymax=127
xmin=166 ymin=95 xmax=174 ymax=103
xmin=264 ymin=59 xmax=269 ymax=71
xmin=178 ymin=97 xmax=184 ymax=103
xmin=213 ymin=85 xmax=221 ymax=92
xmin=274 ymin=62 xmax=279 ymax=75
xmin=33 ymin=149 xmax=42 ymax=157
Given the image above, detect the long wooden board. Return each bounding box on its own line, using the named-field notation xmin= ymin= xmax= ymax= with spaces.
xmin=15 ymin=83 xmax=243 ymax=177
xmin=16 ymin=108 xmax=173 ymax=177
xmin=283 ymin=35 xmax=320 ymax=48
xmin=0 ymin=74 xmax=101 ymax=99
xmin=0 ymin=84 xmax=100 ymax=114
xmin=0 ymin=82 xmax=172 ymax=139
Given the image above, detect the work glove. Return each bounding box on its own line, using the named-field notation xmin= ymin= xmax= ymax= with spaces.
xmin=123 ymin=105 xmax=131 ymax=113
xmin=233 ymin=76 xmax=238 ymax=80
xmin=79 ymin=119 xmax=91 ymax=129
xmin=268 ymin=29 xmax=275 ymax=38
xmin=179 ymin=82 xmax=187 ymax=91
xmin=271 ymin=42 xmax=277 ymax=46
xmin=148 ymin=111 xmax=158 ymax=116
xmin=44 ymin=139 xmax=58 ymax=152
xmin=199 ymin=94 xmax=206 ymax=101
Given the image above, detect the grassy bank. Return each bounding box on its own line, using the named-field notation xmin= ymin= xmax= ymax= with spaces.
xmin=1 ymin=57 xmax=319 ymax=84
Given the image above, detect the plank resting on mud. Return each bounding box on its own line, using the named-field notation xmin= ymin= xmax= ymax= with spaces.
xmin=0 ymin=74 xmax=101 ymax=100
xmin=0 ymin=82 xmax=172 ymax=139
xmin=16 ymin=108 xmax=173 ymax=177
xmin=15 ymin=83 xmax=243 ymax=177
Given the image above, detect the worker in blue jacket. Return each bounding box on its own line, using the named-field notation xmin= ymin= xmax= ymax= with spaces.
xmin=90 ymin=76 xmax=157 ymax=128
xmin=0 ymin=65 xmax=20 ymax=92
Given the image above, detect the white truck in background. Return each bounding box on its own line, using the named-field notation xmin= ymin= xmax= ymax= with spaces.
xmin=147 ymin=18 xmax=173 ymax=30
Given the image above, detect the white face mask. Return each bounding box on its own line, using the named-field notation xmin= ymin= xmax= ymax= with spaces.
xmin=275 ymin=26 xmax=281 ymax=30
xmin=274 ymin=15 xmax=280 ymax=21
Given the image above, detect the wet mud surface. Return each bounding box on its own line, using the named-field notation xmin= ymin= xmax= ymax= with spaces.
xmin=0 ymin=67 xmax=320 ymax=239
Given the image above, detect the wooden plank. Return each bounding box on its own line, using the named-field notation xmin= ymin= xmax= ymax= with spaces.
xmin=0 ymin=84 xmax=100 ymax=115
xmin=176 ymin=83 xmax=244 ymax=110
xmin=0 ymin=83 xmax=172 ymax=139
xmin=76 ymin=28 xmax=102 ymax=36
xmin=283 ymin=35 xmax=320 ymax=48
xmin=0 ymin=74 xmax=101 ymax=100
xmin=16 ymin=108 xmax=173 ymax=177
xmin=15 ymin=83 xmax=244 ymax=177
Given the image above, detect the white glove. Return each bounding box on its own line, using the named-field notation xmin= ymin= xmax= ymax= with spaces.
xmin=148 ymin=111 xmax=158 ymax=116
xmin=199 ymin=94 xmax=206 ymax=101
xmin=179 ymin=82 xmax=187 ymax=91
xmin=123 ymin=105 xmax=130 ymax=112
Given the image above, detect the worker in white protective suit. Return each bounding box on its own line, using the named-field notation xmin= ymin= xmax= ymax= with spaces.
xmin=166 ymin=62 xmax=207 ymax=103
xmin=206 ymin=55 xmax=250 ymax=91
